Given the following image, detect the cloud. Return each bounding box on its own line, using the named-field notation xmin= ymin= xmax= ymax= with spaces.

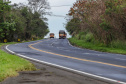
xmin=10 ymin=0 xmax=28 ymax=4
xmin=48 ymin=0 xmax=76 ymax=6
xmin=9 ymin=0 xmax=76 ymax=38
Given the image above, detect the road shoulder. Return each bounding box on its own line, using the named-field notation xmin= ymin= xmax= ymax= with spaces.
xmin=0 ymin=60 xmax=110 ymax=84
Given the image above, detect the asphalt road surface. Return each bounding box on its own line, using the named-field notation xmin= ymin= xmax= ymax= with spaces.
xmin=6 ymin=38 xmax=126 ymax=83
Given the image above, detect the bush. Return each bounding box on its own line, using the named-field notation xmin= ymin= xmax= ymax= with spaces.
xmin=110 ymin=40 xmax=126 ymax=50
xmin=66 ymin=0 xmax=126 ymax=45
xmin=85 ymin=32 xmax=94 ymax=42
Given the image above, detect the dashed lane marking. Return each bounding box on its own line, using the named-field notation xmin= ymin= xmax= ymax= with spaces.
xmin=28 ymin=40 xmax=126 ymax=69
xmin=6 ymin=41 xmax=126 ymax=84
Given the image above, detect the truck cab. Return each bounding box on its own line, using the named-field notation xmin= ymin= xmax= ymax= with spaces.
xmin=59 ymin=30 xmax=66 ymax=39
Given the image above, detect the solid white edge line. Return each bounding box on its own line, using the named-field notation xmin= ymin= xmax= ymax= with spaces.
xmin=6 ymin=45 xmax=126 ymax=84
xmin=6 ymin=45 xmax=15 ymax=54
xmin=67 ymin=39 xmax=81 ymax=49
xmin=67 ymin=39 xmax=103 ymax=53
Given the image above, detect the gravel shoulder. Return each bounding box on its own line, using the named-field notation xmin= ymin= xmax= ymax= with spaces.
xmin=0 ymin=60 xmax=111 ymax=84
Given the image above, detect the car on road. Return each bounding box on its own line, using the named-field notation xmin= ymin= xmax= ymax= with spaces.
xmin=50 ymin=33 xmax=55 ymax=38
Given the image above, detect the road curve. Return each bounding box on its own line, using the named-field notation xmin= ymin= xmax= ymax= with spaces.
xmin=6 ymin=39 xmax=126 ymax=83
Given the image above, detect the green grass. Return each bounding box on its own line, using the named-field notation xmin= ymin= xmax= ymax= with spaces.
xmin=0 ymin=42 xmax=36 ymax=82
xmin=69 ymin=38 xmax=126 ymax=54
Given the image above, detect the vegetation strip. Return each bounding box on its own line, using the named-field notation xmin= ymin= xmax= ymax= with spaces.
xmin=28 ymin=40 xmax=126 ymax=69
xmin=69 ymin=38 xmax=126 ymax=55
xmin=0 ymin=43 xmax=36 ymax=82
xmin=0 ymin=0 xmax=49 ymax=42
xmin=66 ymin=0 xmax=126 ymax=55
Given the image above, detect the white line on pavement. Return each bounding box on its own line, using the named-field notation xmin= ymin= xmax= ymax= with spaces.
xmin=6 ymin=45 xmax=126 ymax=84
xmin=116 ymin=58 xmax=126 ymax=61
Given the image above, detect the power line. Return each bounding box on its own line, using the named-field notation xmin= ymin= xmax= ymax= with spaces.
xmin=47 ymin=5 xmax=73 ymax=17
xmin=49 ymin=14 xmax=66 ymax=17
xmin=50 ymin=5 xmax=72 ymax=7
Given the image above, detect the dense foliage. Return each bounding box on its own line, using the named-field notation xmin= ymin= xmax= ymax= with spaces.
xmin=66 ymin=0 xmax=126 ymax=45
xmin=0 ymin=0 xmax=49 ymax=42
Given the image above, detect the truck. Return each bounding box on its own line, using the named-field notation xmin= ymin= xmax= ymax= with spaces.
xmin=50 ymin=33 xmax=54 ymax=38
xmin=59 ymin=30 xmax=66 ymax=39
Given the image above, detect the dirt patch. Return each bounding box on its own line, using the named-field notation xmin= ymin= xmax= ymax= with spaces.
xmin=0 ymin=60 xmax=112 ymax=84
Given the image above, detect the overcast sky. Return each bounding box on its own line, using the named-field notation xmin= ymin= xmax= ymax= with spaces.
xmin=10 ymin=0 xmax=77 ymax=38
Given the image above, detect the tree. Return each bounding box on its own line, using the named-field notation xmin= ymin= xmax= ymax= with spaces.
xmin=28 ymin=0 xmax=50 ymax=14
xmin=0 ymin=0 xmax=49 ymax=42
xmin=67 ymin=0 xmax=126 ymax=45
xmin=66 ymin=18 xmax=81 ymax=36
xmin=0 ymin=0 xmax=16 ymax=41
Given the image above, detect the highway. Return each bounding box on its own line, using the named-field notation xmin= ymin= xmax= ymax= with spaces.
xmin=6 ymin=38 xmax=126 ymax=83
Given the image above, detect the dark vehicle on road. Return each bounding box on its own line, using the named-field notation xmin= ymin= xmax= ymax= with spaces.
xmin=59 ymin=30 xmax=66 ymax=39
xmin=50 ymin=33 xmax=55 ymax=38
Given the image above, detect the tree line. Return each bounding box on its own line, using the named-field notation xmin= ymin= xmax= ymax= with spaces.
xmin=66 ymin=0 xmax=126 ymax=45
xmin=0 ymin=0 xmax=50 ymax=42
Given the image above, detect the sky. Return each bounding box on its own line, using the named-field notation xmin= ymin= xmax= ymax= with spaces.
xmin=9 ymin=0 xmax=77 ymax=38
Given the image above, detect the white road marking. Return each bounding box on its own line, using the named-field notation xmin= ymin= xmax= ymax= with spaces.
xmin=83 ymin=53 xmax=91 ymax=54
xmin=97 ymin=74 xmax=103 ymax=76
xmin=67 ymin=40 xmax=101 ymax=53
xmin=6 ymin=45 xmax=15 ymax=54
xmin=51 ymin=42 xmax=54 ymax=46
xmin=83 ymin=53 xmax=101 ymax=56
xmin=67 ymin=40 xmax=80 ymax=49
xmin=6 ymin=45 xmax=126 ymax=84
xmin=116 ymin=58 xmax=126 ymax=61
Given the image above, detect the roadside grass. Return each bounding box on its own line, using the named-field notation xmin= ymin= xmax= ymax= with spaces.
xmin=69 ymin=38 xmax=126 ymax=55
xmin=0 ymin=42 xmax=36 ymax=82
